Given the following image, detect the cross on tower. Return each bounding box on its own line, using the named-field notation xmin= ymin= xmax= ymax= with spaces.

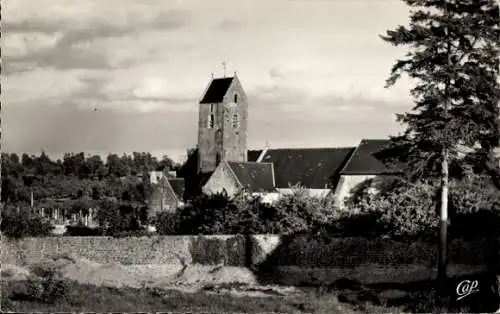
xmin=222 ymin=62 xmax=227 ymax=77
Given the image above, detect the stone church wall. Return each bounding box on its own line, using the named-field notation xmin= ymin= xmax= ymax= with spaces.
xmin=202 ymin=162 xmax=241 ymax=197
xmin=221 ymin=78 xmax=248 ymax=163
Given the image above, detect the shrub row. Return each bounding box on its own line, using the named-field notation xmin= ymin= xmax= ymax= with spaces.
xmin=153 ymin=177 xmax=499 ymax=240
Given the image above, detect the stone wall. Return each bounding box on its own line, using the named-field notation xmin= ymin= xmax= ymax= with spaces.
xmin=202 ymin=161 xmax=240 ymax=197
xmin=1 ymin=235 xmax=246 ymax=266
xmin=253 ymin=235 xmax=494 ymax=268
xmin=2 ymin=235 xmax=494 ymax=269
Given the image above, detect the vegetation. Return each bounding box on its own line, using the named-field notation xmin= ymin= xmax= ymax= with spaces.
xmin=1 ymin=205 xmax=54 ymax=238
xmin=1 ymin=151 xmax=177 ymax=206
xmin=1 ymin=151 xmax=178 ymax=237
xmin=380 ymin=0 xmax=499 ymax=281
xmin=154 ymin=188 xmax=339 ymax=236
xmin=3 ymin=274 xmax=494 ymax=313
xmin=345 ymin=174 xmax=500 ymax=238
xmin=1 ymin=278 xmax=355 ymax=313
xmin=154 ymin=178 xmax=499 ymax=241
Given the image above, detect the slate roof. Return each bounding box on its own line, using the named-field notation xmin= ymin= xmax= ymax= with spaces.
xmin=247 ymin=150 xmax=263 ymax=162
xmin=226 ymin=161 xmax=276 ymax=193
xmin=340 ymin=139 xmax=396 ymax=175
xmin=168 ymin=178 xmax=185 ymax=201
xmin=177 ymin=149 xmax=263 ymax=177
xmin=199 ymin=77 xmax=234 ymax=104
xmin=259 ymin=148 xmax=355 ymax=189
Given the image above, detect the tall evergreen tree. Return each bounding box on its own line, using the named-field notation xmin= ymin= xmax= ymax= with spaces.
xmin=381 ymin=0 xmax=499 ymax=285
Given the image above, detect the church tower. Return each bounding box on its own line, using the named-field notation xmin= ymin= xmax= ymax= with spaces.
xmin=197 ymin=73 xmax=248 ymax=174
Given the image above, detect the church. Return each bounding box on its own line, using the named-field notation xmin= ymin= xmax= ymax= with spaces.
xmin=148 ymin=72 xmax=401 ymax=210
xmin=143 ymin=72 xmax=500 ymax=214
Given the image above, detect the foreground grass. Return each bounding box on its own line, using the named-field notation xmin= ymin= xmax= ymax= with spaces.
xmin=4 ymin=274 xmax=494 ymax=313
xmin=1 ymin=279 xmax=368 ymax=313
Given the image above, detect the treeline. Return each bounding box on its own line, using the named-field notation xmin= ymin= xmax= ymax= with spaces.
xmin=1 ymin=151 xmax=178 ymax=208
xmin=2 ymin=152 xmax=178 ymax=180
xmin=2 ymin=174 xmax=499 ymax=239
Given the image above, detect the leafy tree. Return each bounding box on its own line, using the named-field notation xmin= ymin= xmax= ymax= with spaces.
xmin=1 ymin=176 xmax=24 ymax=205
xmin=91 ymin=183 xmax=105 ymax=200
xmin=1 ymin=205 xmax=54 ymax=238
xmin=33 ymin=151 xmax=61 ymax=177
xmin=154 ymin=211 xmax=181 ymax=235
xmin=94 ymin=199 xmax=144 ymax=235
xmin=106 ymin=154 xmax=130 ymax=177
xmin=175 ymin=188 xmax=339 ymax=235
xmin=157 ymin=155 xmax=175 ymax=171
xmin=1 ymin=153 xmax=23 ymax=178
xmin=21 ymin=153 xmax=34 ymax=169
xmin=84 ymin=155 xmax=107 ymax=179
xmin=381 ymin=0 xmax=499 ymax=282
xmin=62 ymin=153 xmax=86 ymax=177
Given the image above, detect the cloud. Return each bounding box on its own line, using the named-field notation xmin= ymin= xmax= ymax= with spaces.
xmin=3 ymin=0 xmax=413 ymax=158
xmin=3 ymin=68 xmax=91 ymax=105
xmin=3 ymin=2 xmax=189 ymax=72
xmin=214 ymin=19 xmax=241 ymax=30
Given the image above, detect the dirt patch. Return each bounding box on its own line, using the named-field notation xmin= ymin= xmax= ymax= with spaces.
xmin=21 ymin=254 xmax=297 ymax=297
xmin=1 ymin=264 xmax=31 ymax=281
xmin=203 ymin=282 xmax=300 ymax=298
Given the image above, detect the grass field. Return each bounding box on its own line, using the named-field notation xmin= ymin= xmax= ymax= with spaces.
xmin=2 ymin=279 xmax=389 ymax=313
xmin=3 ymin=275 xmax=495 ymax=313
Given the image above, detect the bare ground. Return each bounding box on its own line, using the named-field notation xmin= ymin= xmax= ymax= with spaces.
xmin=2 ymin=255 xmax=303 ymax=298
xmin=2 ymin=254 xmax=495 ymax=313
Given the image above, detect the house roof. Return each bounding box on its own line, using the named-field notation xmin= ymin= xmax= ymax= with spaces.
xmin=340 ymin=139 xmax=396 ymax=175
xmin=226 ymin=161 xmax=276 ymax=193
xmin=199 ymin=77 xmax=234 ymax=104
xmin=177 ymin=149 xmax=264 ymax=177
xmin=168 ymin=178 xmax=185 ymax=201
xmin=259 ymin=147 xmax=355 ymax=189
xmin=247 ymin=150 xmax=263 ymax=162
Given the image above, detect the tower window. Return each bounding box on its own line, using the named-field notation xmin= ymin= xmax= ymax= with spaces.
xmin=232 ymin=113 xmax=239 ymax=128
xmin=208 ymin=114 xmax=215 ymax=128
xmin=234 ymin=94 xmax=238 ymax=103
xmin=210 ymin=104 xmax=214 ymax=112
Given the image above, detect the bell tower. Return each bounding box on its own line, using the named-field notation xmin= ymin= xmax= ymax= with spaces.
xmin=197 ymin=72 xmax=248 ymax=174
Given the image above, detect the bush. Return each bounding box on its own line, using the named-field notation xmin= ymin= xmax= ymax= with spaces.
xmin=1 ymin=205 xmax=54 ymax=238
xmin=64 ymin=225 xmax=104 ymax=236
xmin=8 ymin=262 xmax=70 ymax=305
xmin=264 ymin=187 xmax=341 ymax=234
xmin=347 ymin=175 xmax=500 ymax=239
xmin=23 ymin=276 xmax=70 ymax=304
xmin=175 ymin=193 xmax=231 ymax=234
xmin=449 ymin=174 xmax=500 ymax=214
xmin=154 ymin=211 xmax=181 ymax=235
xmin=347 ymin=181 xmax=438 ymax=238
xmin=173 ymin=188 xmax=341 ymax=235
xmin=95 ymin=200 xmax=145 ymax=236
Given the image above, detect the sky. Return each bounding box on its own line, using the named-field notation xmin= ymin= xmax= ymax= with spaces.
xmin=3 ymin=0 xmax=414 ymax=163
